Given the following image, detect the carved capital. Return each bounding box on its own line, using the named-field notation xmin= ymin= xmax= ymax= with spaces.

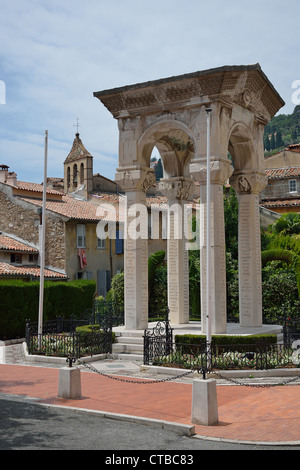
xmin=190 ymin=158 xmax=233 ymax=185
xmin=159 ymin=177 xmax=196 ymax=201
xmin=230 ymin=171 xmax=267 ymax=195
xmin=115 ymin=167 xmax=156 ymax=192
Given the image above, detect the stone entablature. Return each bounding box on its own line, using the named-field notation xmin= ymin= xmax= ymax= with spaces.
xmin=95 ymin=64 xmax=283 ymax=124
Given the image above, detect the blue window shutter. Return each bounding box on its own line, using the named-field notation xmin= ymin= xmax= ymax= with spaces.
xmin=115 ymin=230 xmax=123 ymax=254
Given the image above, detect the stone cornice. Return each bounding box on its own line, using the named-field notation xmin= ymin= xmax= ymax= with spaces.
xmin=94 ymin=64 xmax=285 ymax=123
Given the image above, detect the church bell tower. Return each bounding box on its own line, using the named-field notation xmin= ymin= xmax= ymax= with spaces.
xmin=64 ymin=133 xmax=93 ymax=199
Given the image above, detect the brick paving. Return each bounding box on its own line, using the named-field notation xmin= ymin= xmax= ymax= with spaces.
xmin=1 ymin=361 xmax=300 ymax=444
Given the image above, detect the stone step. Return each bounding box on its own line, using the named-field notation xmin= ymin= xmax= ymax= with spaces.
xmin=112 ymin=342 xmax=144 ymax=354
xmin=114 ymin=329 xmax=145 ymax=338
xmin=116 ymin=336 xmax=143 ymax=345
xmin=110 ymin=352 xmax=144 ymax=362
xmin=112 ymin=330 xmax=145 ymax=360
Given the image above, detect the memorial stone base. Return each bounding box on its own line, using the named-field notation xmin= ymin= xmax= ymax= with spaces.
xmin=58 ymin=367 xmax=81 ymax=399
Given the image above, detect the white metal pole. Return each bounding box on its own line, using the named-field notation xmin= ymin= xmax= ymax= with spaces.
xmin=206 ymin=108 xmax=212 ymax=367
xmin=38 ymin=130 xmax=48 ymax=347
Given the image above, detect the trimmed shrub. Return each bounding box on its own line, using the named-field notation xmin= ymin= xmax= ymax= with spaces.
xmin=0 ymin=279 xmax=96 ymax=340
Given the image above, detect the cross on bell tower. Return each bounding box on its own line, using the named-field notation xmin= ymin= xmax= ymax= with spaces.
xmin=73 ymin=117 xmax=80 ymax=134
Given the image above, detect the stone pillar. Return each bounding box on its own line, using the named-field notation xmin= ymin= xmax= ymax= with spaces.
xmin=190 ymin=158 xmax=233 ymax=334
xmin=159 ymin=177 xmax=196 ymax=324
xmin=115 ymin=167 xmax=156 ymax=330
xmin=230 ymin=171 xmax=267 ymax=327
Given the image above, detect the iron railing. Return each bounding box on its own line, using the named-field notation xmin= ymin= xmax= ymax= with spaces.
xmin=143 ymin=338 xmax=300 ymax=371
xmin=25 ymin=317 xmax=113 ymax=359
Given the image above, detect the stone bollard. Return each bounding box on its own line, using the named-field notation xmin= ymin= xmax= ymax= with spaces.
xmin=191 ymin=378 xmax=218 ymax=426
xmin=58 ymin=358 xmax=81 ymax=399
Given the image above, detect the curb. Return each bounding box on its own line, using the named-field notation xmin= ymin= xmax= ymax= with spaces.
xmin=1 ymin=393 xmax=300 ymax=446
xmin=0 ymin=393 xmax=194 ymax=437
xmin=141 ymin=364 xmax=300 ymax=379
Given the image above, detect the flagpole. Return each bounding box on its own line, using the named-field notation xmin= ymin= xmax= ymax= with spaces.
xmin=38 ymin=130 xmax=48 ymax=347
xmin=205 ymin=108 xmax=212 ymax=369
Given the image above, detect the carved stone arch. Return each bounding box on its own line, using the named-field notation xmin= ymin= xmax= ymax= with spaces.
xmin=227 ymin=121 xmax=257 ymax=171
xmin=138 ymin=120 xmax=196 ymax=178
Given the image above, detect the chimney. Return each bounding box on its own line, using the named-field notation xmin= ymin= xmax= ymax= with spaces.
xmin=6 ymin=171 xmax=17 ymax=186
xmin=0 ymin=164 xmax=9 ymax=183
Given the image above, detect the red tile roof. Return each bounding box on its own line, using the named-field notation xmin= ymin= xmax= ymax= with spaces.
xmin=16 ymin=181 xmax=63 ymax=196
xmin=19 ymin=193 xmax=173 ymax=222
xmin=20 ymin=194 xmax=103 ymax=222
xmin=0 ymin=262 xmax=68 ymax=279
xmin=0 ymin=235 xmax=38 ymax=253
xmin=261 ymin=199 xmax=300 ymax=208
xmin=265 ymin=168 xmax=300 ymax=179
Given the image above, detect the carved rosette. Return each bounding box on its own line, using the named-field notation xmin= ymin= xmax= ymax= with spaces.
xmin=115 ymin=168 xmax=156 ymax=192
xmin=158 ymin=177 xmax=196 ymax=201
xmin=230 ymin=171 xmax=267 ymax=195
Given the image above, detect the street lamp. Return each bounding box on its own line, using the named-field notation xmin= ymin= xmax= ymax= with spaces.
xmin=38 ymin=130 xmax=48 ymax=348
xmin=206 ymin=108 xmax=212 ymax=368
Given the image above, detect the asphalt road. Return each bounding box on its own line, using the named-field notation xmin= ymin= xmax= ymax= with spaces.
xmin=0 ymin=396 xmax=298 ymax=454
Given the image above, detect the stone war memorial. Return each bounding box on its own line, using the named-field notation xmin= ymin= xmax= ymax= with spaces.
xmin=94 ymin=64 xmax=285 ymax=336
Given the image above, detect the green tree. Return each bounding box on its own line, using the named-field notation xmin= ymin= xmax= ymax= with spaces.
xmin=270 ymin=132 xmax=276 ymax=149
xmin=224 ymin=186 xmax=239 ymax=259
xmin=292 ymin=127 xmax=298 ymax=142
xmin=271 ymin=212 xmax=300 ymax=238
xmin=275 ymin=130 xmax=284 ymax=148
xmin=155 ymin=158 xmax=163 ymax=181
xmin=264 ymin=135 xmax=271 ymax=151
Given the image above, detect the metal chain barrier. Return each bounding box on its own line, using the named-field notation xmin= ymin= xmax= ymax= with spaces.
xmin=210 ymin=370 xmax=300 ymax=388
xmin=77 ymin=359 xmax=300 ymax=388
xmin=77 ymin=359 xmax=194 ymax=384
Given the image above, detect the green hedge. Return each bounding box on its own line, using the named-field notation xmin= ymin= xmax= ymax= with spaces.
xmin=75 ymin=324 xmax=115 ymax=343
xmin=0 ymin=279 xmax=96 ymax=340
xmin=175 ymin=334 xmax=278 ymax=346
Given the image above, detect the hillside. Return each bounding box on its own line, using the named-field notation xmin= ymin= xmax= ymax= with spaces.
xmin=264 ymin=106 xmax=300 ymax=156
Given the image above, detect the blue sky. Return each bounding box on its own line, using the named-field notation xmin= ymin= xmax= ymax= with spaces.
xmin=0 ymin=0 xmax=299 ymax=183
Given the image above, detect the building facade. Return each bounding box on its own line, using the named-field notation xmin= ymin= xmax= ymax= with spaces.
xmin=261 ymin=144 xmax=300 ymax=213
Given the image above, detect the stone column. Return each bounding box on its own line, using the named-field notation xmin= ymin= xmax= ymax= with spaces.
xmin=190 ymin=158 xmax=233 ymax=334
xmin=115 ymin=167 xmax=156 ymax=330
xmin=230 ymin=171 xmax=267 ymax=327
xmin=159 ymin=177 xmax=195 ymax=324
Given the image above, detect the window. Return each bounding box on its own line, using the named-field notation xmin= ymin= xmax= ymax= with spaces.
xmin=11 ymin=253 xmax=22 ymax=264
xmin=73 ymin=164 xmax=78 ymax=187
xmin=115 ymin=230 xmax=123 ymax=254
xmin=289 ymin=180 xmax=297 ymax=193
xmin=97 ymin=270 xmax=111 ymax=297
xmin=67 ymin=167 xmax=71 ymax=187
xmin=80 ymin=163 xmax=84 ymax=184
xmin=77 ymin=224 xmax=86 ymax=248
xmin=97 ymin=237 xmax=106 ymax=249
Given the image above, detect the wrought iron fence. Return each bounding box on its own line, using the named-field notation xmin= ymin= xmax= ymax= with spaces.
xmin=144 ymin=338 xmax=299 ymax=371
xmin=93 ymin=300 xmax=124 ymax=327
xmin=143 ymin=318 xmax=300 ymax=371
xmin=26 ymin=317 xmax=113 ymax=359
